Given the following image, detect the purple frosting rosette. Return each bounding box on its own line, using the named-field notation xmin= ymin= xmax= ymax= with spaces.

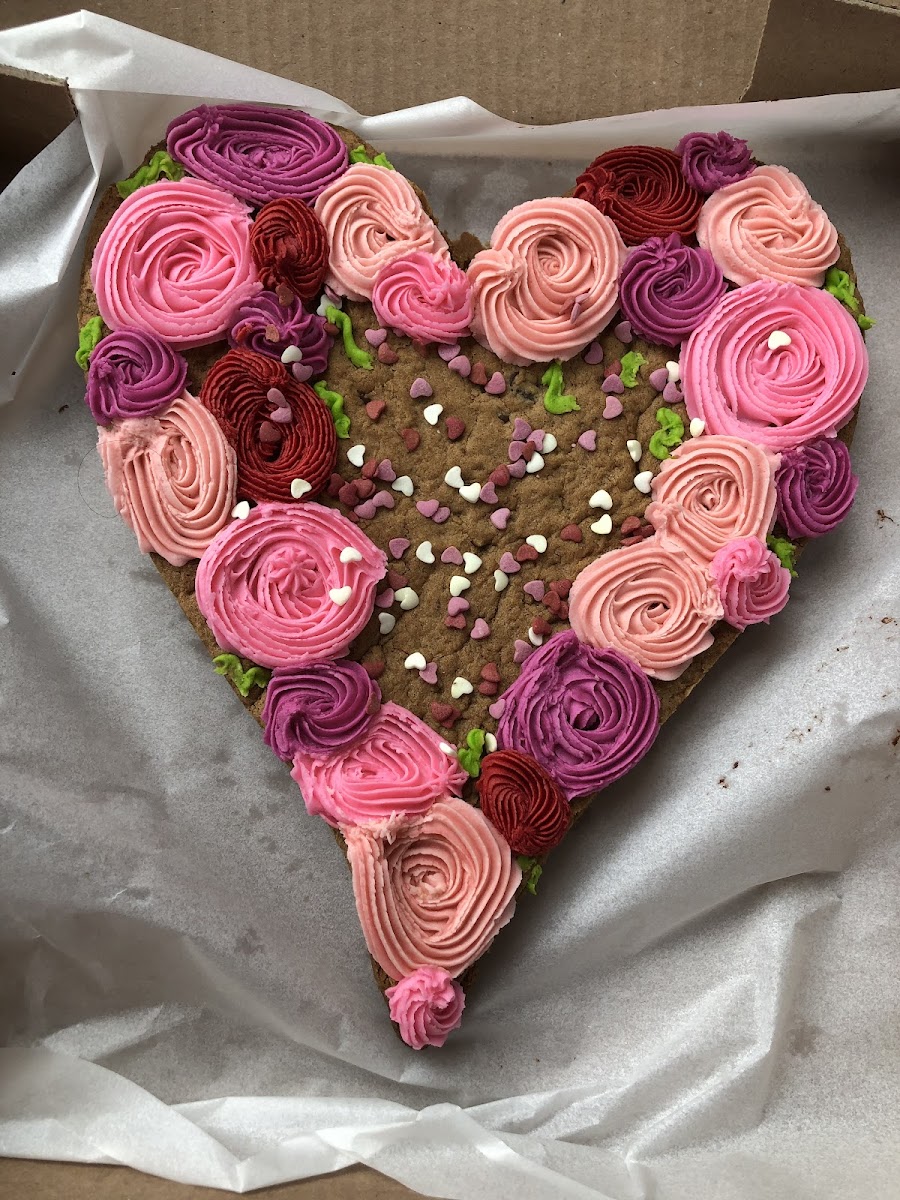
xmin=228 ymin=290 xmax=333 ymax=376
xmin=262 ymin=660 xmax=381 ymax=761
xmin=675 ymin=130 xmax=755 ymax=194
xmin=618 ymin=234 xmax=727 ymax=346
xmin=775 ymin=436 xmax=859 ymax=539
xmin=497 ymin=631 xmax=660 ymax=800
xmin=84 ymin=327 xmax=187 ymax=425
xmin=166 ymin=104 xmax=349 ymax=207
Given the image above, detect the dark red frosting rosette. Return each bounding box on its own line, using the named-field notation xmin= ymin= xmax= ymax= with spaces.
xmin=200 ymin=349 xmax=336 ymax=502
xmin=476 ymin=749 xmax=570 ymax=857
xmin=250 ymin=198 xmax=329 ymax=303
xmin=574 ymin=146 xmax=703 ymax=245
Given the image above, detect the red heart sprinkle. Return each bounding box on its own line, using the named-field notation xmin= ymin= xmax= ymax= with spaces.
xmin=362 ymin=659 xmax=385 ymax=679
xmin=560 ymin=524 xmax=583 ymax=542
xmin=338 ymin=483 xmax=359 ymax=507
xmin=445 ymin=417 xmax=466 ymax=441
xmin=360 ymin=460 xmax=379 ymax=479
xmin=489 ymin=465 xmax=511 ymax=488
xmin=365 ymin=399 xmax=386 ymax=421
xmin=549 ymin=579 xmax=572 ymax=598
xmin=444 ymin=614 xmax=467 ymax=630
xmin=386 ymin=569 xmax=407 ymax=590
xmin=354 ymin=478 xmax=376 ymax=500
xmin=377 ymin=343 xmax=399 ymax=365
xmin=470 ymin=363 xmax=488 ymax=386
xmin=477 ymin=681 xmax=499 ymax=696
xmin=515 ymin=544 xmax=539 ymax=563
xmin=532 ymin=617 xmax=553 ymax=637
xmin=480 ymin=662 xmax=500 ymax=682
xmin=401 ymin=428 xmax=421 ymax=452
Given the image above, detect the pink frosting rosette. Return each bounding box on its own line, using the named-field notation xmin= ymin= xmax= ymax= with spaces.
xmin=697 ymin=165 xmax=839 ymax=287
xmin=290 ymin=701 xmax=467 ymax=827
xmin=344 ymin=796 xmax=521 ymax=981
xmin=371 ymin=251 xmax=472 ymax=344
xmin=681 ymin=280 xmax=867 ymax=452
xmin=195 ymin=502 xmax=386 ymax=668
xmin=386 ymin=968 xmax=465 ymax=1050
xmin=467 ymin=197 xmax=626 ymax=365
xmin=645 ymin=434 xmax=779 ymax=567
xmin=709 ymin=537 xmax=791 ymax=630
xmin=91 ymin=178 xmax=260 ymax=349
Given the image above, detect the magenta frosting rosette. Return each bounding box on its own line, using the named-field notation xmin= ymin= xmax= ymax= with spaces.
xmin=166 ymin=103 xmax=349 ymax=206
xmin=263 ymin=660 xmax=381 ymax=761
xmin=676 ymin=131 xmax=754 ymax=193
xmin=496 ymin=631 xmax=660 ymax=800
xmin=372 ymin=251 xmax=472 ymax=344
xmin=85 ymin=328 xmax=187 ymax=425
xmin=618 ymin=234 xmax=726 ymax=346
xmin=386 ymin=967 xmax=465 ymax=1050
xmin=228 ymin=290 xmax=333 ymax=375
xmin=775 ymin=436 xmax=858 ymax=539
xmin=709 ymin=536 xmax=791 ymax=630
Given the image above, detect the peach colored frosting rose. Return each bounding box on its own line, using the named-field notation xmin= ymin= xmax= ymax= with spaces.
xmin=697 ymin=165 xmax=839 ymax=287
xmin=343 ymin=796 xmax=521 ymax=981
xmin=91 ymin=177 xmax=260 ymax=349
xmin=98 ymin=390 xmax=236 ymax=567
xmin=569 ymin=540 xmax=724 ymax=681
xmin=291 ymin=702 xmax=467 ymax=828
xmin=313 ymin=164 xmax=449 ymax=301
xmin=385 ymin=967 xmax=465 ymax=1050
xmin=371 ymin=251 xmax=472 ymax=344
xmin=467 ymin=197 xmax=626 ymax=366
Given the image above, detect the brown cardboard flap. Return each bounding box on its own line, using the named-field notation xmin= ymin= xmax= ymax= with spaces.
xmin=0 ymin=65 xmax=74 ymax=189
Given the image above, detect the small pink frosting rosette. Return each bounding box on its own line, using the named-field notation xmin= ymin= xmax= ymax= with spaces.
xmin=291 ymin=701 xmax=467 ymax=827
xmin=386 ymin=968 xmax=465 ymax=1050
xmin=697 ymin=165 xmax=839 ymax=287
xmin=681 ymin=280 xmax=867 ymax=452
xmin=371 ymin=251 xmax=472 ymax=344
xmin=644 ymin=434 xmax=779 ymax=567
xmin=467 ymin=197 xmax=626 ymax=366
xmin=709 ymin=537 xmax=790 ymax=630
xmin=195 ymin=502 xmax=386 ymax=668
xmin=313 ymin=164 xmax=449 ymax=301
xmin=91 ymin=178 xmax=260 ymax=349
xmin=569 ymin=540 xmax=724 ymax=681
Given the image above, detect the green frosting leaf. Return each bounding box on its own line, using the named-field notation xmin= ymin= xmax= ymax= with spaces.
xmin=648 ymin=406 xmax=685 ymax=460
xmin=349 ymin=146 xmax=395 ymax=170
xmin=313 ymin=381 xmax=351 ymax=439
xmin=516 ymin=856 xmax=543 ymax=896
xmin=857 ymin=313 xmax=875 ymax=331
xmin=457 ymin=728 xmax=487 ymax=778
xmin=116 ymin=149 xmax=184 ymax=199
xmin=212 ymin=653 xmax=271 ymax=697
xmin=824 ymin=267 xmax=859 ymax=311
xmin=75 ymin=316 xmax=104 ymax=369
xmin=326 ymin=305 xmax=373 ymax=370
xmin=767 ymin=535 xmax=799 ymax=578
xmin=541 ymin=362 xmax=579 ymax=414
xmin=620 ymin=350 xmax=647 ymax=388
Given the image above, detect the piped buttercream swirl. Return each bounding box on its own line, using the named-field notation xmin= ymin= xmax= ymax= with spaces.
xmin=385 ymin=968 xmax=465 ymax=1050
xmin=85 ymin=328 xmax=187 ymax=425
xmin=676 ymin=131 xmax=754 ymax=194
xmin=372 ymin=252 xmax=472 ymax=344
xmin=263 ymin=660 xmax=380 ymax=761
xmin=574 ymin=145 xmax=703 ymax=245
xmin=228 ymin=290 xmax=333 ymax=373
xmin=476 ymin=749 xmax=570 ymax=856
xmin=618 ymin=234 xmax=726 ymax=347
xmin=250 ymin=197 xmax=329 ymax=302
xmin=775 ymin=436 xmax=859 ymax=539
xmin=709 ymin=536 xmax=791 ymax=630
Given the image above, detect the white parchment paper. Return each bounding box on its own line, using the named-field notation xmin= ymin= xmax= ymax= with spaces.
xmin=1 ymin=13 xmax=899 ymax=1199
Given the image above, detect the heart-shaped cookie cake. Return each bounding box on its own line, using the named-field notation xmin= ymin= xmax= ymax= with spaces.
xmin=77 ymin=106 xmax=870 ymax=1049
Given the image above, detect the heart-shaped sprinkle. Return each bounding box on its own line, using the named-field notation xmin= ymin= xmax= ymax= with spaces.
xmin=231 ymin=500 xmax=250 ymax=520
xmin=589 ymin=488 xmax=613 ymax=510
xmin=354 ymin=499 xmax=377 ymax=519
xmin=689 ymin=418 xmax=706 ymax=438
xmin=386 ymin=569 xmax=407 ymax=590
xmin=404 ymin=652 xmax=427 ymax=670
xmin=525 ymin=534 xmax=547 ymax=553
xmin=602 ymin=396 xmax=624 ymax=419
xmin=375 ymin=459 xmax=396 ymax=482
xmin=662 ymin=381 xmax=683 ymax=404
xmin=270 ymin=405 xmax=293 ymax=424
xmin=666 ymin=360 xmax=681 ymax=383
xmin=267 ymin=388 xmax=286 ymax=406
xmin=400 ymin=428 xmax=420 ymax=451
xmin=601 ymin=375 xmax=625 ymax=395
xmin=508 ymin=440 xmax=527 ymax=462
xmin=449 ymin=575 xmax=471 ymax=597
xmin=614 ymin=319 xmax=633 ymax=343
xmin=513 ymin=639 xmax=534 ymax=664
xmin=441 ymin=546 xmax=464 ymax=565
xmin=516 ymin=544 xmax=539 ymax=563
xmin=445 ymin=614 xmax=467 ymax=630
xmin=488 ymin=698 xmax=506 ymax=720
xmin=259 ymin=420 xmax=282 ymax=444
xmin=409 ymin=377 xmax=433 ymax=399
xmin=377 ymin=343 xmax=399 ymax=365
xmin=577 ymin=430 xmax=597 ymax=451
xmin=347 ymin=444 xmax=366 ymax=467
xmin=365 ymin=399 xmax=387 ymax=422
xmin=423 ymin=404 xmax=443 ymax=425
xmin=499 ymin=552 xmax=520 ymax=575
xmin=290 ymin=478 xmax=312 ymax=499
xmin=291 ymin=362 xmax=313 ymax=383
xmin=340 ymin=546 xmax=363 ymax=563
xmin=627 ymin=439 xmax=642 ymax=462
xmin=649 ymin=367 xmax=669 ymax=391
xmin=542 ymin=433 xmax=558 ymax=453
xmin=489 ymin=465 xmax=511 ymax=488
xmin=479 ymin=482 xmax=498 ymax=505
xmin=490 ymin=508 xmax=511 ymax=530
xmin=451 ymin=677 xmax=473 ymax=699
xmin=447 ymin=596 xmax=470 ymax=616
xmin=523 ymin=580 xmax=546 ymax=601
xmin=527 ymin=429 xmax=545 ymax=450
xmin=364 ymin=327 xmax=387 ymax=346
xmin=528 ymin=628 xmax=544 ymax=647
xmin=338 ymin=482 xmax=359 ymax=506
xmin=634 ymin=470 xmax=654 ymax=494
xmin=396 ymin=586 xmax=419 ymax=610
xmin=433 ymin=506 xmax=451 ymax=524
xmin=280 ymin=346 xmax=303 ymax=364
xmin=415 ymin=540 xmax=435 ymax=563
xmin=583 ymin=341 xmax=604 ymax=365
xmin=494 ymin=569 xmax=509 ymax=592
xmin=470 ymin=618 xmax=491 ymax=640
xmin=416 ymin=499 xmax=439 ymax=518
xmin=470 ymin=362 xmax=488 ymax=386
xmin=355 ymin=479 xmax=376 ymax=501
xmin=512 ymin=418 xmax=532 ymax=441
xmin=444 ymin=465 xmax=464 ymax=489
xmin=590 ymin=514 xmax=613 ymax=535
xmin=448 ymin=355 xmax=471 ymax=377
xmin=525 ymin=452 xmax=545 ymax=474
xmin=438 ymin=343 xmax=460 ymax=362
xmin=438 ymin=739 xmax=456 ymax=754
xmin=560 ymin=523 xmax=583 ymax=542
xmin=767 ymin=329 xmax=792 ymax=350
xmin=508 ymin=460 xmax=527 ymax=479
xmin=361 ymin=460 xmax=379 ymax=480
xmin=459 ymin=482 xmax=481 ymax=503
xmin=463 ymin=552 xmax=482 ymax=573
xmin=419 ymin=662 xmax=438 ymax=685
xmin=372 ymin=490 xmax=394 ymax=510
xmin=329 ymin=585 xmax=352 ymax=606
xmin=375 ymin=588 xmax=394 ymax=608
xmin=378 ymin=612 xmax=395 ymax=635
xmin=485 ymin=372 xmax=507 ymax=395
xmin=392 ymin=475 xmax=414 ymax=496
xmin=445 ymin=417 xmax=466 ymax=441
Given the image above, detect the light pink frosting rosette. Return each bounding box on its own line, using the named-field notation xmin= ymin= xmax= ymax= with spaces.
xmin=291 ymin=701 xmax=467 ymax=828
xmin=343 ymin=796 xmax=521 ymax=981
xmin=569 ymin=541 xmax=724 ymax=681
xmin=681 ymin=281 xmax=867 ymax=452
xmin=313 ymin=164 xmax=449 ymax=301
xmin=98 ymin=390 xmax=236 ymax=566
xmin=195 ymin=502 xmax=386 ymax=668
xmin=386 ymin=967 xmax=465 ymax=1050
xmin=697 ymin=165 xmax=839 ymax=287
xmin=645 ymin=434 xmax=779 ymax=567
xmin=709 ymin=537 xmax=791 ymax=630
xmin=91 ymin=178 xmax=260 ymax=349
xmin=371 ymin=252 xmax=472 ymax=344
xmin=467 ymin=197 xmax=626 ymax=365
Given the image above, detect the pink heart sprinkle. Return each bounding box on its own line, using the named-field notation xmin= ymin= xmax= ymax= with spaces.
xmin=513 ymin=639 xmax=534 ymax=664
xmin=512 ymin=418 xmax=532 ymax=441
xmin=663 ymin=381 xmax=684 ymax=404
xmin=488 ymin=698 xmax=506 ymax=720
xmin=447 ymin=596 xmax=470 ymax=616
xmin=508 ymin=460 xmax=527 ymax=479
xmin=267 ymin=388 xmax=286 ymax=405
xmin=602 ymin=396 xmax=624 ymax=419
xmin=614 ymin=319 xmax=633 ymax=343
xmin=432 ymin=506 xmax=451 ymax=524
xmin=416 ymin=499 xmax=439 ymax=518
xmin=291 ymin=363 xmax=314 ymax=383
xmin=418 ymin=662 xmax=438 ymax=685
xmin=470 ymin=618 xmax=491 ymax=640
xmin=583 ymin=341 xmax=604 ymax=365
xmin=601 ymin=375 xmax=625 ymax=395
xmin=438 ymin=343 xmax=460 ymax=362
xmin=440 ymin=546 xmax=464 ymax=565
xmin=577 ymin=429 xmax=597 ymax=451
xmin=364 ymin=327 xmax=387 ymax=346
xmin=375 ymin=459 xmax=396 ymax=482
xmin=649 ymin=367 xmax=669 ymax=391
xmin=258 ymin=420 xmax=282 ymax=444
xmin=527 ymin=429 xmax=545 ymax=449
xmin=270 ymin=405 xmax=293 ymax=423
xmin=499 ymin=552 xmax=521 ymax=575
xmin=409 ymin=377 xmax=433 ymax=400
xmin=375 ymin=588 xmax=395 ymax=608
xmin=508 ymin=440 xmax=527 ymax=462
xmin=448 ymin=355 xmax=471 ymax=377
xmin=485 ymin=372 xmax=506 ymax=395
xmin=354 ymin=499 xmax=377 ymax=519
xmin=388 ymin=537 xmax=410 ymax=559
xmin=372 ymin=490 xmax=394 ymax=510
xmin=479 ymin=482 xmax=498 ymax=505
xmin=523 ymin=581 xmax=546 ymax=601
xmin=490 ymin=508 xmax=510 ymax=530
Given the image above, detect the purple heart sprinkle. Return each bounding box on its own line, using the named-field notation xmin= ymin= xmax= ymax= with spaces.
xmin=448 ymin=355 xmax=471 ymax=377
xmin=418 ymin=662 xmax=438 ymax=685
xmin=375 ymin=588 xmax=395 ymax=608
xmin=512 ymin=418 xmax=532 ymax=441
xmin=601 ymin=375 xmax=625 ymax=395
xmin=508 ymin=460 xmax=527 ymax=479
xmin=485 ymin=372 xmax=507 ymax=395
xmin=416 ymin=499 xmax=439 ymax=518
xmin=513 ymin=639 xmax=534 ymax=664
xmin=440 ymin=546 xmax=464 ymax=565
xmin=258 ymin=420 xmax=282 ymax=444
xmin=508 ymin=440 xmax=527 ymax=462
xmin=602 ymin=396 xmax=624 ymax=419
xmin=577 ymin=429 xmax=597 ymax=451
xmin=488 ymin=697 xmax=506 ymax=720
xmin=479 ymin=482 xmax=498 ymax=505
xmin=291 ymin=362 xmax=314 ymax=383
xmin=583 ymin=341 xmax=604 ymax=365
xmin=432 ymin=506 xmax=451 ymax=524
xmin=354 ymin=499 xmax=377 ymax=519
xmin=409 ymin=377 xmax=433 ymax=400
xmin=372 ymin=489 xmax=394 ymax=510
xmin=266 ymin=388 xmax=285 ymax=405
xmin=499 ymin=552 xmax=521 ymax=575
xmin=523 ymin=581 xmax=546 ymax=601
xmin=270 ymin=405 xmax=293 ymax=424
xmin=470 ymin=618 xmax=491 ymax=640
xmin=375 ymin=459 xmax=396 ymax=482
xmin=490 ymin=508 xmax=511 ymax=530
xmin=438 ymin=343 xmax=460 ymax=362
xmin=649 ymin=367 xmax=669 ymax=391
xmin=662 ymin=381 xmax=684 ymax=404
xmin=447 ymin=597 xmax=470 ymax=616
xmin=527 ymin=429 xmax=545 ymax=449
xmin=364 ymin=327 xmax=388 ymax=346
xmin=388 ymin=537 xmax=410 ymax=559
xmin=614 ymin=319 xmax=633 ymax=343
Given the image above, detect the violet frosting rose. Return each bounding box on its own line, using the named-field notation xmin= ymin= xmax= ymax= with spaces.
xmin=385 ymin=967 xmax=465 ymax=1050
xmin=263 ymin=660 xmax=380 ymax=761
xmin=228 ymin=290 xmax=333 ymax=375
xmin=618 ymin=234 xmax=727 ymax=346
xmin=775 ymin=436 xmax=859 ymax=539
xmin=676 ymin=131 xmax=754 ymax=194
xmin=496 ymin=631 xmax=659 ymax=801
xmin=709 ymin=536 xmax=791 ymax=630
xmin=85 ymin=328 xmax=188 ymax=425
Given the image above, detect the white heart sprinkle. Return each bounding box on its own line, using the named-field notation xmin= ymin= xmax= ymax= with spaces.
xmin=767 ymin=329 xmax=792 ymax=350
xmin=449 ymin=575 xmax=471 ymax=597
xmin=588 ymin=489 xmax=613 ymax=510
xmin=634 ymin=470 xmax=654 ymax=494
xmin=525 ymin=452 xmax=544 ymax=474
xmin=404 ymin=652 xmax=427 ymax=670
xmin=290 ymin=477 xmax=312 ymax=499
xmin=423 ymin=403 xmax=443 ymax=425
xmin=689 ymin=417 xmax=706 ymax=438
xmin=415 ymin=540 xmax=435 ymax=564
xmin=280 ymin=346 xmax=303 ymax=364
xmin=339 ymin=546 xmax=362 ymax=563
xmin=541 ymin=433 xmax=558 ymax=454
xmin=439 ymin=741 xmax=456 ymax=756
xmin=590 ymin=514 xmax=613 ymax=535
xmin=329 ymin=585 xmax=352 ymax=606
xmin=463 ymin=552 xmax=482 ymax=574
xmin=316 ymin=297 xmax=330 ymax=316
xmin=231 ymin=501 xmax=250 ymax=520
xmin=528 ymin=628 xmax=544 ymax=647
xmin=378 ymin=613 xmax=396 ymax=635
xmin=392 ymin=475 xmax=414 ymax=496
xmin=484 ymin=733 xmax=498 ymax=753
xmin=444 ymin=466 xmax=464 ymax=489
xmin=627 ymin=439 xmax=642 ymax=463
xmin=459 ymin=482 xmax=481 ymax=502
xmin=450 ymin=677 xmax=474 ymax=699
xmin=666 ymin=360 xmax=681 ymax=383
xmin=396 ymin=586 xmax=419 ymax=611
xmin=494 ymin=569 xmax=509 ymax=593
xmin=347 ymin=444 xmax=366 ymax=467
xmin=525 ymin=534 xmax=547 ymax=553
